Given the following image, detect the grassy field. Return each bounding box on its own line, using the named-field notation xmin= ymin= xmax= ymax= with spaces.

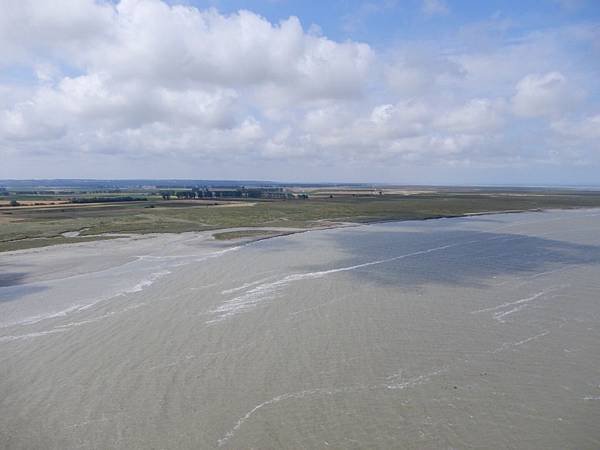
xmin=2 ymin=190 xmax=600 ymax=252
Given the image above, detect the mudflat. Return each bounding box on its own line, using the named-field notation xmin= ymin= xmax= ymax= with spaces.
xmin=1 ymin=209 xmax=600 ymax=449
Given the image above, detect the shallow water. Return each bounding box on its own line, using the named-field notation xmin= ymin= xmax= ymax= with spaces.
xmin=1 ymin=209 xmax=600 ymax=449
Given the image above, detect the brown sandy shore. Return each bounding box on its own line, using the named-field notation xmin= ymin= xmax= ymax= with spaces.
xmin=1 ymin=208 xmax=600 ymax=449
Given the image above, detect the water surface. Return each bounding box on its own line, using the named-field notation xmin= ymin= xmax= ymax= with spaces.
xmin=1 ymin=209 xmax=600 ymax=449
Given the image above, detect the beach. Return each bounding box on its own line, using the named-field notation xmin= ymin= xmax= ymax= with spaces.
xmin=1 ymin=208 xmax=600 ymax=449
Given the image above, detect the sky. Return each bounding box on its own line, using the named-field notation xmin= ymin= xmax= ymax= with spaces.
xmin=1 ymin=0 xmax=599 ymax=185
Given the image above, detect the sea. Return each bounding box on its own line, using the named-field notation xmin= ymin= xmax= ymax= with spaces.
xmin=1 ymin=208 xmax=599 ymax=449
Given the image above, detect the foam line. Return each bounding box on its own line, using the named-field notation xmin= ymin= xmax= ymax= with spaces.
xmin=493 ymin=304 xmax=528 ymax=322
xmin=0 ymin=328 xmax=68 ymax=342
xmin=3 ymin=269 xmax=169 ymax=329
xmin=217 ymin=366 xmax=445 ymax=446
xmin=209 ymin=243 xmax=459 ymax=322
xmin=2 ymin=304 xmax=85 ymax=328
xmin=0 ymin=303 xmax=146 ymax=343
xmin=471 ymin=291 xmax=546 ymax=314
xmin=2 ymin=245 xmax=239 ymax=327
xmin=221 ymin=276 xmax=278 ymax=295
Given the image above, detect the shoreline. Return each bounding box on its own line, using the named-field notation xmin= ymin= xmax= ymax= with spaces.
xmin=215 ymin=207 xmax=548 ymax=245
xmin=3 ymin=205 xmax=589 ymax=256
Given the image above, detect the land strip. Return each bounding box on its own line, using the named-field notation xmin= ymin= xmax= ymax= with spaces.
xmin=3 ymin=189 xmax=600 ymax=252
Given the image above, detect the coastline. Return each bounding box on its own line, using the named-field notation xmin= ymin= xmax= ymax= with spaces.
xmin=0 ymin=206 xmax=584 ymax=255
xmin=188 ymin=205 xmax=599 ymax=246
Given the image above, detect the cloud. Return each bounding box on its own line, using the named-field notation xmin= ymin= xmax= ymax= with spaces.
xmin=512 ymin=72 xmax=582 ymax=118
xmin=0 ymin=1 xmax=373 ymax=145
xmin=0 ymin=0 xmax=115 ymax=65
xmin=552 ymin=114 xmax=600 ymax=140
xmin=0 ymin=0 xmax=599 ymax=183
xmin=1 ymin=1 xmax=373 ymax=99
xmin=436 ymin=99 xmax=506 ymax=133
xmin=385 ymin=46 xmax=465 ymax=98
xmin=98 ymin=4 xmax=372 ymax=99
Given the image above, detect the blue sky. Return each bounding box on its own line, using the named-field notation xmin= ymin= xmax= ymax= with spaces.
xmin=182 ymin=0 xmax=600 ymax=44
xmin=1 ymin=0 xmax=599 ymax=184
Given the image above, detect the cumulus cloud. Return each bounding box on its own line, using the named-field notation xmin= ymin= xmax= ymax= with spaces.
xmin=0 ymin=0 xmax=599 ymax=182
xmin=0 ymin=1 xmax=372 ymax=151
xmin=512 ymin=72 xmax=581 ymax=117
xmin=92 ymin=4 xmax=373 ymax=100
xmin=0 ymin=0 xmax=115 ymax=64
xmin=436 ymin=99 xmax=505 ymax=133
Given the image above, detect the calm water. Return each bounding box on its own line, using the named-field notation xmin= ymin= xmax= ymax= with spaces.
xmin=1 ymin=209 xmax=600 ymax=449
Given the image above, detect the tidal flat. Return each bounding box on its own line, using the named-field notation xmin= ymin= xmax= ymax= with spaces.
xmin=1 ymin=209 xmax=600 ymax=449
xmin=4 ymin=189 xmax=600 ymax=252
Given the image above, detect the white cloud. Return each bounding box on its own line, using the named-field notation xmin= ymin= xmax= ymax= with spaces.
xmin=385 ymin=49 xmax=464 ymax=98
xmin=512 ymin=72 xmax=582 ymax=118
xmin=437 ymin=99 xmax=505 ymax=133
xmin=552 ymin=114 xmax=600 ymax=140
xmin=0 ymin=1 xmax=373 ymax=148
xmin=0 ymin=0 xmax=115 ymax=65
xmin=86 ymin=3 xmax=373 ymax=103
xmin=0 ymin=0 xmax=599 ymax=182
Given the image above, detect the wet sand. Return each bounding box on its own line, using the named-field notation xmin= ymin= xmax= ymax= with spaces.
xmin=1 ymin=209 xmax=600 ymax=449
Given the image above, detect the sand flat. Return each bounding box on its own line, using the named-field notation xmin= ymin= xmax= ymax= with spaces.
xmin=1 ymin=209 xmax=600 ymax=449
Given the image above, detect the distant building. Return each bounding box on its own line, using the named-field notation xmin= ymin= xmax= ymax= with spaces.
xmin=164 ymin=186 xmax=297 ymax=200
